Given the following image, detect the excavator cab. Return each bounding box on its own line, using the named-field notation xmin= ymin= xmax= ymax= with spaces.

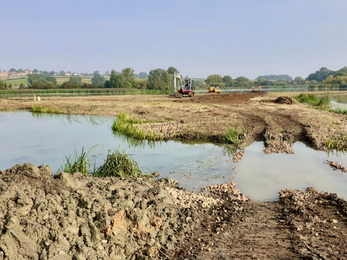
xmin=173 ymin=73 xmax=195 ymax=97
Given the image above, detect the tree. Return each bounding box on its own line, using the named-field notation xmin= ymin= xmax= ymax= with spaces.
xmin=33 ymin=69 xmax=38 ymax=73
xmin=222 ymin=75 xmax=233 ymax=87
xmin=28 ymin=74 xmax=57 ymax=85
xmin=293 ymin=76 xmax=305 ymax=85
xmin=69 ymin=75 xmax=82 ymax=85
xmin=59 ymin=70 xmax=65 ymax=76
xmin=91 ymin=74 xmax=106 ymax=86
xmin=306 ymin=67 xmax=335 ymax=82
xmin=234 ymin=76 xmax=251 ymax=87
xmin=9 ymin=68 xmax=16 ymax=72
xmin=105 ymin=71 xmax=110 ymax=76
xmin=93 ymin=71 xmax=100 ymax=76
xmin=139 ymin=72 xmax=148 ymax=79
xmin=205 ymin=74 xmax=223 ymax=85
xmin=49 ymin=71 xmax=55 ymax=76
xmin=167 ymin=66 xmax=179 ymax=75
xmin=147 ymin=69 xmax=172 ymax=90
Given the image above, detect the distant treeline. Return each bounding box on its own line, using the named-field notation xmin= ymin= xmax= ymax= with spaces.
xmin=16 ymin=65 xmax=347 ymax=90
xmin=256 ymin=74 xmax=293 ymax=81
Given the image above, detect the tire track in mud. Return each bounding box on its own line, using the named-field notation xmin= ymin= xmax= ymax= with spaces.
xmin=236 ymin=107 xmax=309 ymax=153
xmin=196 ymin=202 xmax=299 ymax=260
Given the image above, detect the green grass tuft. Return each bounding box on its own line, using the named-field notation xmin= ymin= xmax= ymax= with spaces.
xmin=60 ymin=147 xmax=96 ymax=174
xmin=93 ymin=150 xmax=148 ymax=178
xmin=222 ymin=126 xmax=244 ymax=144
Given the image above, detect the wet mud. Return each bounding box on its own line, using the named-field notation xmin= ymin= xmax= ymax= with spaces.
xmin=1 ymin=164 xmax=347 ymax=259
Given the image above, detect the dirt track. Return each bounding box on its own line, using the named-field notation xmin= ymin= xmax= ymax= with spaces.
xmin=2 ymin=92 xmax=347 ymax=259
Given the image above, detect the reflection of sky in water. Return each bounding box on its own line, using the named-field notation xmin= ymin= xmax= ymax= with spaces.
xmin=2 ymin=111 xmax=347 ymax=201
xmin=236 ymin=142 xmax=347 ymax=201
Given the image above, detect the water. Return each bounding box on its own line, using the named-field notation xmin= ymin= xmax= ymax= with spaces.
xmin=1 ymin=111 xmax=347 ymax=201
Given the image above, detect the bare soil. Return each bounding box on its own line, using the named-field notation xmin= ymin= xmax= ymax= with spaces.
xmin=1 ymin=92 xmax=347 ymax=259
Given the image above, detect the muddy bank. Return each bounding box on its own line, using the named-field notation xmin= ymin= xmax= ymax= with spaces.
xmin=2 ymin=92 xmax=347 ymax=153
xmin=0 ymin=163 xmax=247 ymax=259
xmin=1 ymin=164 xmax=347 ymax=259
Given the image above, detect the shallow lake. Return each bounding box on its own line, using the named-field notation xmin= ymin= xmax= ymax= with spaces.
xmin=1 ymin=111 xmax=347 ymax=201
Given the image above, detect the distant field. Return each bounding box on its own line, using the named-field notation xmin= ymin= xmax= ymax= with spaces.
xmin=54 ymin=76 xmax=92 ymax=84
xmin=3 ymin=77 xmax=28 ymax=86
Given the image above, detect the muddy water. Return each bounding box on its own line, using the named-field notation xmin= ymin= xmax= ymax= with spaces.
xmin=1 ymin=111 xmax=347 ymax=201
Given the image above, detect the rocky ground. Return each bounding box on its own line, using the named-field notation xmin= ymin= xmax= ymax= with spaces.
xmin=1 ymin=163 xmax=347 ymax=259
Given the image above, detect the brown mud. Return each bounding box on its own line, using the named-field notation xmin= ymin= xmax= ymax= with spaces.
xmin=1 ymin=164 xmax=347 ymax=259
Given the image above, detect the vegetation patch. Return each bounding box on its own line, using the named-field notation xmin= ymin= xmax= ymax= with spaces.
xmin=93 ymin=150 xmax=148 ymax=178
xmin=61 ymin=147 xmax=149 ymax=178
xmin=30 ymin=106 xmax=67 ymax=114
xmin=60 ymin=147 xmax=95 ymax=175
xmin=112 ymin=112 xmax=162 ymax=141
xmin=222 ymin=126 xmax=244 ymax=144
xmin=295 ymin=93 xmax=330 ymax=108
xmin=325 ymin=136 xmax=347 ymax=151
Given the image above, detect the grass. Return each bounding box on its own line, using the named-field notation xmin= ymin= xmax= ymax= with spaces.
xmin=222 ymin=126 xmax=244 ymax=144
xmin=30 ymin=106 xmax=66 ymax=114
xmin=60 ymin=147 xmax=96 ymax=174
xmin=112 ymin=112 xmax=161 ymax=141
xmin=295 ymin=93 xmax=330 ymax=108
xmin=60 ymin=146 xmax=148 ymax=178
xmin=4 ymin=77 xmax=28 ymax=86
xmin=325 ymin=137 xmax=347 ymax=151
xmin=93 ymin=150 xmax=147 ymax=178
xmin=328 ymin=108 xmax=347 ymax=115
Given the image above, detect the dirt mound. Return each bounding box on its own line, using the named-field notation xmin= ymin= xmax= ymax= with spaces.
xmin=185 ymin=92 xmax=264 ymax=104
xmin=0 ymin=163 xmax=248 ymax=259
xmin=274 ymin=96 xmax=294 ymax=104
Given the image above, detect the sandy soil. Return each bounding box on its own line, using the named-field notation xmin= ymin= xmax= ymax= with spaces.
xmin=1 ymin=92 xmax=347 ymax=259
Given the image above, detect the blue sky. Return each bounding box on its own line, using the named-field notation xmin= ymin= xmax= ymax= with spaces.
xmin=1 ymin=0 xmax=346 ymax=79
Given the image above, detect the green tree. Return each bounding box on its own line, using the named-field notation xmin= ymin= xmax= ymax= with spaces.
xmin=205 ymin=74 xmax=223 ymax=85
xmin=9 ymin=68 xmax=16 ymax=72
xmin=139 ymin=72 xmax=148 ymax=79
xmin=293 ymin=76 xmax=305 ymax=85
xmin=234 ymin=76 xmax=251 ymax=87
xmin=94 ymin=71 xmax=100 ymax=76
xmin=59 ymin=70 xmax=65 ymax=76
xmin=69 ymin=75 xmax=82 ymax=85
xmin=91 ymin=74 xmax=106 ymax=86
xmin=307 ymin=67 xmax=335 ymax=82
xmin=147 ymin=69 xmax=172 ymax=90
xmin=222 ymin=75 xmax=233 ymax=87
xmin=49 ymin=71 xmax=55 ymax=76
xmin=32 ymin=69 xmax=38 ymax=73
xmin=167 ymin=66 xmax=179 ymax=75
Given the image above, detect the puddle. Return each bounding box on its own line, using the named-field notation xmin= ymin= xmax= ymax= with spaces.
xmin=235 ymin=142 xmax=347 ymax=201
xmin=1 ymin=111 xmax=347 ymax=201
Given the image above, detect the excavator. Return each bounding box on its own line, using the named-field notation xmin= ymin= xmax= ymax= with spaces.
xmin=173 ymin=72 xmax=195 ymax=97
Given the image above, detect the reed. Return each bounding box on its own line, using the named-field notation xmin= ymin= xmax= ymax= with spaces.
xmin=93 ymin=150 xmax=148 ymax=178
xmin=60 ymin=147 xmax=96 ymax=174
